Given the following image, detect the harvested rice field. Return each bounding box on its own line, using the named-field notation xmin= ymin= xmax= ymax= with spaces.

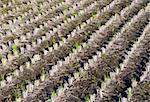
xmin=0 ymin=0 xmax=150 ymax=102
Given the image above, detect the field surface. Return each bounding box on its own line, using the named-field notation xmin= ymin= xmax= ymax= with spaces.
xmin=0 ymin=0 xmax=149 ymax=102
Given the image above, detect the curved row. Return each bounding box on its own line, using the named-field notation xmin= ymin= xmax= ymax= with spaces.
xmin=129 ymin=62 xmax=150 ymax=102
xmin=56 ymin=4 xmax=149 ymax=101
xmin=0 ymin=0 xmax=96 ymax=61
xmin=98 ymin=22 xmax=150 ymax=102
xmin=0 ymin=0 xmax=98 ymax=69
xmin=0 ymin=0 xmax=115 ymax=78
xmin=21 ymin=0 xmax=148 ymax=101
xmin=0 ymin=0 xmax=64 ymax=25
xmin=0 ymin=0 xmax=123 ymax=101
xmin=0 ymin=0 xmax=133 ymax=101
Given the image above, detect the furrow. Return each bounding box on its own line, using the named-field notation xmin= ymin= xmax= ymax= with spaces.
xmin=0 ymin=0 xmax=134 ymax=101
xmin=0 ymin=0 xmax=128 ymax=100
xmin=0 ymin=0 xmax=85 ymax=68
xmin=0 ymin=0 xmax=95 ymax=62
xmin=129 ymin=62 xmax=150 ymax=102
xmin=0 ymin=0 xmax=73 ymax=37
xmin=54 ymin=0 xmax=149 ymax=101
xmin=0 ymin=0 xmax=63 ymax=25
xmin=17 ymin=0 xmax=144 ymax=101
xmin=0 ymin=0 xmax=102 ymax=59
xmin=0 ymin=0 xmax=115 ymax=77
xmin=0 ymin=0 xmax=31 ymax=8
xmin=55 ymin=4 xmax=149 ymax=101
xmin=96 ymin=23 xmax=150 ymax=102
xmin=0 ymin=0 xmax=149 ymax=101
xmin=0 ymin=0 xmax=82 ymax=44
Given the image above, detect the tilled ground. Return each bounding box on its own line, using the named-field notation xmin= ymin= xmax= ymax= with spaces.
xmin=0 ymin=0 xmax=149 ymax=102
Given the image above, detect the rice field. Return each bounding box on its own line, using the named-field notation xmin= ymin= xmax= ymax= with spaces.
xmin=0 ymin=0 xmax=149 ymax=102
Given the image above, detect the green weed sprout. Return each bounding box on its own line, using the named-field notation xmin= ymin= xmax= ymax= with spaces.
xmin=84 ymin=95 xmax=90 ymax=102
xmin=52 ymin=37 xmax=56 ymax=44
xmin=104 ymin=68 xmax=109 ymax=81
xmin=12 ymin=44 xmax=18 ymax=56
xmin=92 ymin=11 xmax=97 ymax=18
xmin=51 ymin=89 xmax=57 ymax=97
xmin=62 ymin=4 xmax=69 ymax=13
xmin=40 ymin=69 xmax=48 ymax=81
xmin=127 ymin=87 xmax=132 ymax=99
xmin=118 ymin=96 xmax=121 ymax=102
xmin=14 ymin=84 xmax=22 ymax=99
xmin=1 ymin=57 xmax=7 ymax=65
xmin=71 ymin=11 xmax=78 ymax=17
xmin=0 ymin=74 xmax=5 ymax=81
xmin=73 ymin=42 xmax=80 ymax=49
